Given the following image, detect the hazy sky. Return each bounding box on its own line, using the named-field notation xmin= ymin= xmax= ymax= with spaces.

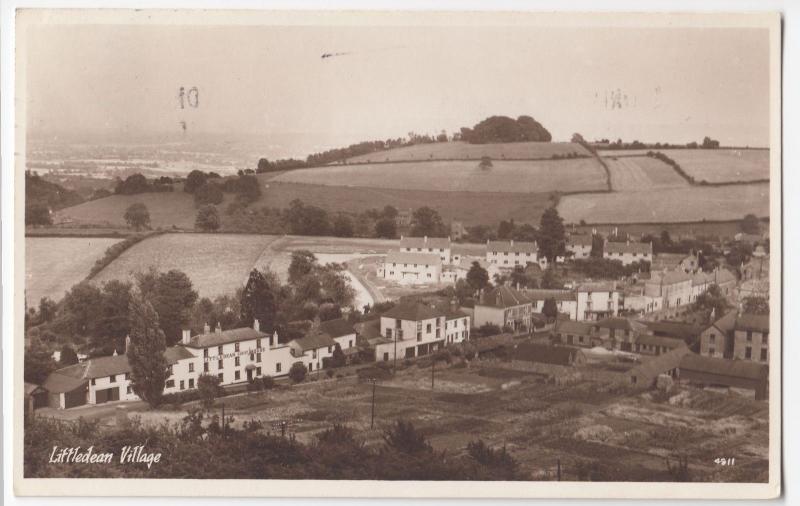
xmin=25 ymin=23 xmax=770 ymax=151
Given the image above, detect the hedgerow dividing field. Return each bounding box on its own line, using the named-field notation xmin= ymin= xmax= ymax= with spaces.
xmin=343 ymin=141 xmax=590 ymax=163
xmin=599 ymin=149 xmax=770 ymax=183
xmin=273 ymin=159 xmax=607 ymax=194
xmin=557 ymin=183 xmax=769 ymax=224
xmin=605 ymin=156 xmax=689 ymax=191
xmin=26 ymin=237 xmax=122 ymax=305
xmin=90 ymin=233 xmax=280 ymax=298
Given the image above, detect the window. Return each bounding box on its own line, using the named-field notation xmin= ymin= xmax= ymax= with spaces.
xmin=125 ymin=373 xmax=130 ymax=380
xmin=204 ymin=362 xmax=209 ymax=373
xmin=235 ymin=357 xmax=240 ymax=366
xmin=745 ymin=346 xmax=752 ymax=359
xmin=349 ymin=340 xmax=353 ymax=348
xmin=436 ymin=329 xmax=440 ymax=338
xmin=189 ymin=363 xmax=194 ymax=373
xmin=166 ymin=379 xmax=175 ymax=388
xmin=256 ymin=353 xmax=262 ymax=363
xmin=760 ymin=349 xmax=768 ymax=361
xmin=386 ymin=328 xmax=392 ymax=338
xmin=417 ymin=332 xmax=422 ymax=341
xmin=276 ymin=363 xmax=282 ymax=373
xmin=256 ymin=338 xmax=261 ymax=349
xmin=91 ymin=378 xmax=96 ymax=386
xmin=204 ymin=348 xmax=209 ymax=358
xmin=234 ymin=343 xmax=240 ymax=352
xmin=256 ymin=367 xmax=262 ymax=376
xmin=127 ymin=386 xmax=132 ymax=394
xmin=747 ymin=331 xmax=753 ymax=342
xmin=327 ymin=346 xmax=332 ymax=353
xmin=179 ymin=380 xmax=185 ymax=390
xmin=397 ymin=329 xmax=404 ymax=339
xmin=217 ymin=373 xmax=223 ymax=382
xmin=218 ymin=359 xmax=223 ymax=370
xmin=218 ymin=345 xmax=223 ymax=355
xmin=235 ymin=371 xmax=240 ymax=381
xmin=312 ymin=350 xmax=317 ymax=359
xmin=426 ymin=323 xmax=432 ymax=333
xmin=168 ymin=365 xmax=173 ymax=375
xmin=109 ymin=375 xmax=116 ymax=383
xmin=763 ymin=333 xmax=769 ymax=344
xmin=189 ymin=378 xmax=195 ymax=389
xmin=709 ymin=333 xmax=716 ymax=343
xmin=709 ymin=347 xmax=716 ymax=356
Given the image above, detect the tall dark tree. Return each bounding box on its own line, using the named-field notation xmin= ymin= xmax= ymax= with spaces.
xmin=542 ymin=298 xmax=558 ymax=320
xmin=136 ymin=269 xmax=198 ymax=346
xmin=240 ymin=268 xmax=281 ymax=330
xmin=124 ymin=203 xmax=150 ymax=230
xmin=466 ymin=261 xmax=490 ymax=292
xmin=93 ymin=280 xmax=134 ymax=355
xmin=411 ymin=207 xmax=446 ymax=237
xmin=590 ymin=233 xmax=605 ymax=258
xmin=24 ymin=340 xmax=57 ymax=384
xmin=194 ymin=182 xmax=224 ymax=206
xmin=741 ymin=214 xmax=761 ymax=235
xmin=541 ymin=266 xmax=563 ymax=289
xmin=375 ymin=218 xmax=397 ymax=239
xmin=62 ymin=282 xmax=105 ymax=337
xmin=127 ymin=294 xmax=169 ymax=408
xmin=59 ymin=345 xmax=79 ymax=366
xmin=332 ymin=214 xmax=354 ymax=237
xmin=538 ymin=207 xmax=566 ymax=263
xmin=38 ymin=297 xmax=57 ymax=324
xmin=742 ymin=296 xmax=769 ymax=315
xmin=288 ymin=250 xmax=318 ymax=285
xmin=184 ymin=170 xmax=208 ymax=193
xmin=693 ymin=284 xmax=729 ymax=318
xmin=195 ymin=204 xmax=221 ymax=231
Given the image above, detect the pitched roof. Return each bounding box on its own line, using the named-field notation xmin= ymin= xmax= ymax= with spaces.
xmin=513 ymin=343 xmax=582 ymax=366
xmin=399 ymin=236 xmax=451 ymax=249
xmin=735 ymin=314 xmax=769 ymax=333
xmin=184 ymin=327 xmax=269 ymax=348
xmin=164 ymin=346 xmax=195 ymax=363
xmin=486 ymin=240 xmax=538 ymax=254
xmin=384 ymin=251 xmax=442 ymax=266
xmin=319 ymin=318 xmax=356 ymax=338
xmin=576 ymin=281 xmax=617 ymax=292
xmin=711 ymin=268 xmax=737 ymax=284
xmin=641 ymin=320 xmax=704 ymax=341
xmin=604 ymin=241 xmax=652 ymax=255
xmin=567 ymin=234 xmax=593 ymax=247
xmin=478 ymin=285 xmax=533 ymax=308
xmin=525 ymin=289 xmax=576 ymax=302
xmin=628 ymin=346 xmax=690 ymax=382
xmin=707 ymin=309 xmax=738 ymax=335
xmin=293 ymin=332 xmax=336 ymax=351
xmin=595 ymin=318 xmax=647 ymax=332
xmin=679 ymin=353 xmax=768 ymax=381
xmin=636 ymin=334 xmax=686 ymax=349
xmin=553 ymin=320 xmax=595 ymax=336
xmin=354 ymin=319 xmax=381 ymax=340
xmin=382 ymin=302 xmax=445 ymax=321
xmin=692 ymin=271 xmax=713 ymax=286
xmin=43 ymin=371 xmax=88 ymax=394
xmin=651 ymin=253 xmax=687 ymax=270
xmin=648 ymin=269 xmax=692 ymax=285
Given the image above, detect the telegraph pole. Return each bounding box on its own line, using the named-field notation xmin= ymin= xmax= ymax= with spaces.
xmin=393 ymin=333 xmax=397 ymax=375
xmin=221 ymin=403 xmax=225 ymax=439
xmin=370 ymin=378 xmax=377 ymax=429
xmin=431 ymin=357 xmax=435 ymax=389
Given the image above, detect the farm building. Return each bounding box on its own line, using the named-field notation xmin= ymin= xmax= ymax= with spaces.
xmin=551 ymin=320 xmax=610 ymax=348
xmin=677 ymin=353 xmax=768 ymax=400
xmin=566 ymin=233 xmax=593 ymax=260
xmin=486 ymin=240 xmax=543 ymax=270
xmin=633 ymin=334 xmax=686 ymax=356
xmin=511 ymin=342 xmax=587 ymax=367
xmin=732 ymin=313 xmax=769 ymax=363
xmin=625 ymin=346 xmax=690 ymax=388
xmin=593 ymin=318 xmax=647 ymax=351
xmin=602 ymin=240 xmax=653 ymax=266
xmin=699 ymin=309 xmax=737 ymax=358
xmin=399 ymin=235 xmax=452 ymax=264
xmin=641 ymin=320 xmax=704 ymax=346
xmin=474 ymin=285 xmax=534 ymax=331
xmin=378 ymin=251 xmax=443 ymax=284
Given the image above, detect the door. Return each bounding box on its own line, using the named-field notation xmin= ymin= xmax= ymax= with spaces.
xmin=95 ymin=387 xmax=120 ymax=404
xmin=246 ymin=368 xmax=253 ymax=382
xmin=64 ymin=387 xmax=87 ymax=409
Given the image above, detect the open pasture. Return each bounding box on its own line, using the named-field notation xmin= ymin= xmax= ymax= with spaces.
xmin=343 ymin=141 xmax=590 ymax=163
xmin=273 ymin=158 xmax=607 ymax=194
xmin=91 ymin=233 xmax=279 ymax=298
xmin=25 ymin=237 xmax=122 ymax=305
xmin=558 ymin=183 xmax=769 ymax=224
xmin=605 ymin=156 xmax=688 ymax=191
xmin=599 ymin=149 xmax=769 ymax=183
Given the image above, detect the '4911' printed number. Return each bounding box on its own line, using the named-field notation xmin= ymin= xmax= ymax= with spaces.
xmin=714 ymin=457 xmax=736 ymax=466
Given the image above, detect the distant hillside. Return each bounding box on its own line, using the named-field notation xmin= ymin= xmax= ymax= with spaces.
xmin=345 ymin=141 xmax=589 ymax=164
xmin=26 ymin=172 xmax=84 ymax=225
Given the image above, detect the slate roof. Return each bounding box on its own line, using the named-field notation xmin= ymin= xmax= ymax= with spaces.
xmin=711 ymin=268 xmax=737 ymax=284
xmin=478 ymin=285 xmax=533 ymax=308
xmin=576 ymin=281 xmax=617 ymax=292
xmin=567 ymin=234 xmax=593 ymax=247
xmin=651 ymin=253 xmax=687 ymax=271
xmin=648 ymin=270 xmax=693 ymax=285
xmin=595 ymin=318 xmax=647 ymax=332
xmin=525 ymin=289 xmax=577 ymax=302
xmin=43 ymin=372 xmax=88 ymax=394
xmin=486 ymin=240 xmax=538 ymax=254
xmin=735 ymin=314 xmax=769 ymax=333
xmin=319 ymin=318 xmax=356 ymax=338
xmin=707 ymin=309 xmax=738 ymax=335
xmin=636 ymin=334 xmax=686 ymax=349
xmin=293 ymin=332 xmax=336 ymax=351
xmin=679 ymin=353 xmax=768 ymax=381
xmin=604 ymin=241 xmax=652 ymax=255
xmin=354 ymin=319 xmax=382 ymax=340
xmin=553 ymin=320 xmax=595 ymax=336
xmin=692 ymin=271 xmax=713 ymax=286
xmin=184 ymin=327 xmax=270 ymax=348
xmin=513 ymin=343 xmax=583 ymax=366
xmin=384 ymin=251 xmax=442 ymax=266
xmin=400 ymin=236 xmax=451 ymax=249
xmin=382 ymin=302 xmax=445 ymax=321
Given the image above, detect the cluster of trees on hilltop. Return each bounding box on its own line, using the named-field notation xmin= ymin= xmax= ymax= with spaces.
xmin=459 ymin=115 xmax=552 ymax=144
xmin=593 ymin=136 xmax=722 ymax=150
xmin=114 ymin=174 xmax=175 ymax=195
xmin=25 ymin=171 xmax=84 ymax=225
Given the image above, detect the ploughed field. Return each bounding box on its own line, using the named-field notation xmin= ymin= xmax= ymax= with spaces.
xmin=272 ymin=158 xmax=607 ymax=194
xmin=25 ymin=237 xmax=122 ymax=305
xmin=344 ymin=140 xmax=590 ymax=163
xmin=599 ymin=148 xmax=769 ymax=183
xmin=120 ymin=357 xmax=769 ymax=482
xmin=604 ymin=156 xmax=688 ymax=191
xmin=558 ymin=183 xmax=770 ymax=224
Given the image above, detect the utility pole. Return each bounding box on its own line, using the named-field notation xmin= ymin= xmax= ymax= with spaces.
xmin=393 ymin=332 xmax=398 ymax=376
xmin=431 ymin=356 xmax=435 ymax=389
xmin=370 ymin=378 xmax=377 ymax=429
xmin=221 ymin=403 xmax=225 ymax=439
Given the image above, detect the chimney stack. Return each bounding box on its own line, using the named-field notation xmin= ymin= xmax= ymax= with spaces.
xmin=215 ymin=323 xmax=222 ymax=334
xmin=510 ymin=239 xmax=514 ymax=247
xmin=253 ymin=319 xmax=260 ymax=332
xmin=272 ymin=330 xmax=278 ymax=347
xmin=181 ymin=329 xmax=191 ymax=345
xmin=125 ymin=334 xmax=132 ymax=353
xmin=203 ymin=322 xmax=210 ymax=334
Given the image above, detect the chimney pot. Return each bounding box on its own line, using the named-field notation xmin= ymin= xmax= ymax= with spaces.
xmin=253 ymin=319 xmax=260 ymax=332
xmin=181 ymin=329 xmax=191 ymax=345
xmin=215 ymin=323 xmax=222 ymax=334
xmin=125 ymin=334 xmax=132 ymax=353
xmin=203 ymin=322 xmax=210 ymax=334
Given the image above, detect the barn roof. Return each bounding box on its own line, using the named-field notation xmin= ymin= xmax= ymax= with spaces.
xmin=184 ymin=327 xmax=270 ymax=348
xmin=513 ymin=343 xmax=582 ymax=366
xmin=642 ymin=320 xmax=704 ymax=341
xmin=706 ymin=309 xmax=738 ymax=335
xmin=354 ymin=319 xmax=382 ymax=340
xmin=42 ymin=372 xmax=88 ymax=394
xmin=595 ymin=318 xmax=647 ymax=332
xmin=679 ymin=353 xmax=768 ymax=381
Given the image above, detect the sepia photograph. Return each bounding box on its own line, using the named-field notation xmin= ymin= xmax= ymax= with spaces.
xmin=11 ymin=8 xmax=781 ymax=499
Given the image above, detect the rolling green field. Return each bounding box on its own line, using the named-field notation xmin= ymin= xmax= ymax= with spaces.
xmin=54 ymin=191 xmax=200 ymax=229
xmin=273 ymin=158 xmax=607 ymax=193
xmin=599 ymin=149 xmax=770 ymax=183
xmin=90 ymin=233 xmax=280 ymax=298
xmin=558 ymin=183 xmax=770 ymax=224
xmin=344 ymin=141 xmax=590 ymax=163
xmin=25 ymin=237 xmax=122 ymax=305
xmin=605 ymin=156 xmax=688 ymax=191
